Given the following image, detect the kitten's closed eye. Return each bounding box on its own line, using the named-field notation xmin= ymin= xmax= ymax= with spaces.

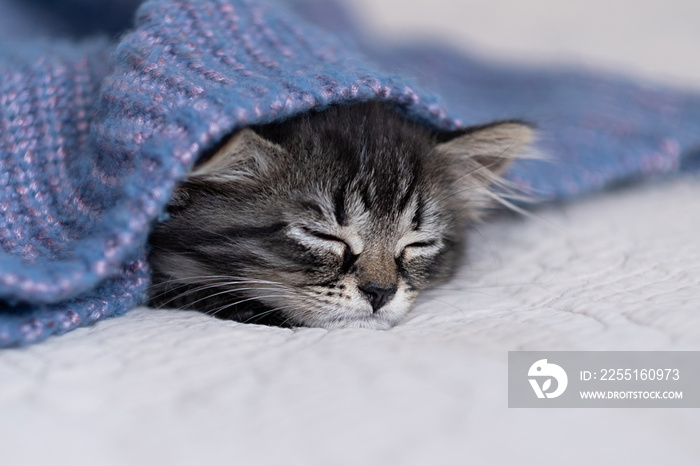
xmin=293 ymin=227 xmax=357 ymax=272
xmin=304 ymin=230 xmax=345 ymax=244
xmin=405 ymin=240 xmax=437 ymax=248
xmin=148 ymin=102 xmax=533 ymax=329
xmin=299 ymin=228 xmax=348 ymax=250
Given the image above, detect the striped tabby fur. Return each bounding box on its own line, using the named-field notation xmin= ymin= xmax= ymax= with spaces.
xmin=148 ymin=102 xmax=533 ymax=329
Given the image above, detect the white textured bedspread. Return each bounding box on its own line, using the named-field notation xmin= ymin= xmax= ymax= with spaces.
xmin=2 ymin=177 xmax=699 ymax=465
xmin=3 ymin=0 xmax=700 ymax=461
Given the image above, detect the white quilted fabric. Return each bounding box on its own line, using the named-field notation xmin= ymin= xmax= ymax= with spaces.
xmin=1 ymin=177 xmax=698 ymax=465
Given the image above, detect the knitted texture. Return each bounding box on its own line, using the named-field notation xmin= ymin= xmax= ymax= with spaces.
xmin=1 ymin=0 xmax=699 ymax=347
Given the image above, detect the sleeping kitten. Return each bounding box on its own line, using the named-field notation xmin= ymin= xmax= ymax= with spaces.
xmin=148 ymin=102 xmax=532 ymax=329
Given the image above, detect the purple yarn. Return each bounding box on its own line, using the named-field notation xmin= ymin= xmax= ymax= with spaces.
xmin=1 ymin=0 xmax=698 ymax=347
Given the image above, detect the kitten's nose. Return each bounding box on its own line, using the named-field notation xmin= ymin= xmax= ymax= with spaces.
xmin=359 ymin=283 xmax=397 ymax=312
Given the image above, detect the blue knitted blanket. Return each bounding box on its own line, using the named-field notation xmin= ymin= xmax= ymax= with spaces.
xmin=1 ymin=0 xmax=699 ymax=347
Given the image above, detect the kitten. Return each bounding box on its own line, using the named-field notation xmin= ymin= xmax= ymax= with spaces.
xmin=148 ymin=102 xmax=533 ymax=329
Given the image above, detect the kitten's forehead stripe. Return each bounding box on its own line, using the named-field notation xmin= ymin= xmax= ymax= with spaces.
xmin=333 ymin=188 xmax=347 ymax=226
xmin=397 ymin=172 xmax=418 ymax=214
xmin=412 ymin=193 xmax=423 ymax=230
xmin=359 ymin=183 xmax=373 ymax=211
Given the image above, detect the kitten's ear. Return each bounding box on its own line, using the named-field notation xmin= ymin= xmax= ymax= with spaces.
xmin=435 ymin=120 xmax=534 ymax=179
xmin=434 ymin=121 xmax=535 ymax=215
xmin=188 ymin=128 xmax=283 ymax=183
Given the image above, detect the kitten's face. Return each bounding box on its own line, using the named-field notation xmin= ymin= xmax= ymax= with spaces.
xmin=148 ymin=103 xmax=532 ymax=329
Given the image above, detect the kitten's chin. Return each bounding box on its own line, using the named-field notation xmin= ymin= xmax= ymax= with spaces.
xmin=318 ymin=316 xmax=398 ymax=331
xmin=294 ymin=305 xmax=410 ymax=330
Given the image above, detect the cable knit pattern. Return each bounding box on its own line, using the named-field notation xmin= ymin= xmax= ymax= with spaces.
xmin=0 ymin=0 xmax=698 ymax=347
